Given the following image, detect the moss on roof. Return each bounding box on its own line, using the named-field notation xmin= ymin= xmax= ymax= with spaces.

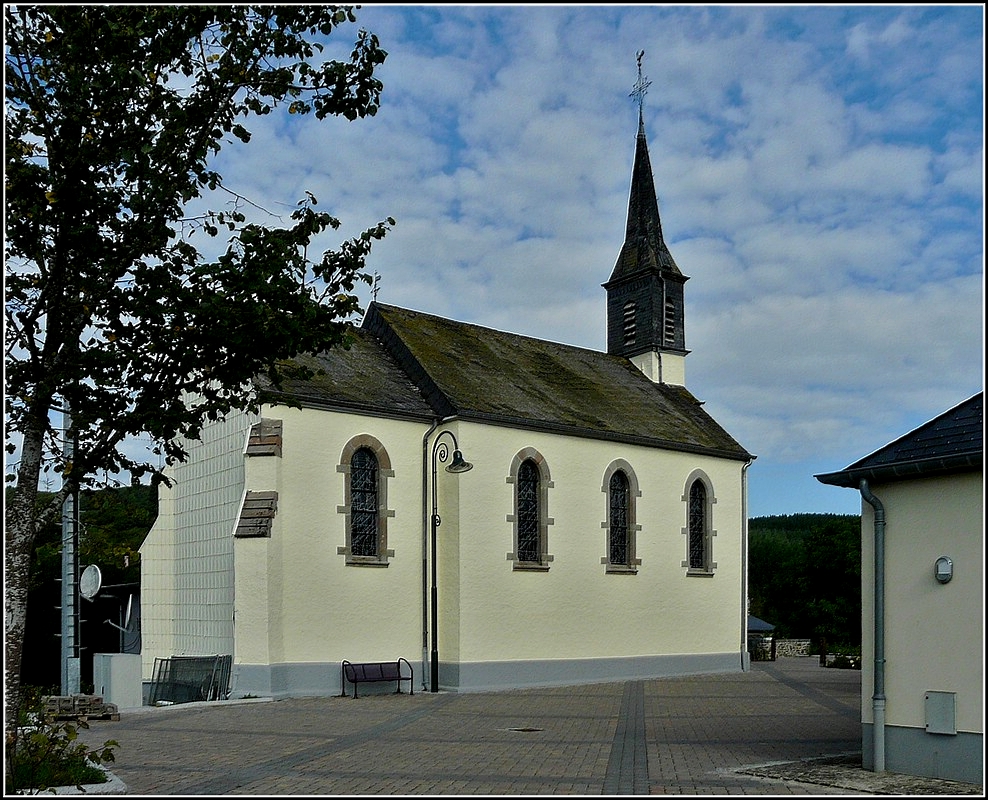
xmin=369 ymin=304 xmax=752 ymax=459
xmin=258 ymin=326 xmax=434 ymax=419
xmin=257 ymin=304 xmax=752 ymax=460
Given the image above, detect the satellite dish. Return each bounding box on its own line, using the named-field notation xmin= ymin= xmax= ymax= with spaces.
xmin=106 ymin=593 xmax=134 ymax=633
xmin=79 ymin=564 xmax=102 ymax=600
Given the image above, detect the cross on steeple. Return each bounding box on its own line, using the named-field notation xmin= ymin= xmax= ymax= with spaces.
xmin=629 ymin=50 xmax=651 ymax=117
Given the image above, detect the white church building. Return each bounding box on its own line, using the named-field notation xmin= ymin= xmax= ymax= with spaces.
xmin=139 ymin=110 xmax=755 ymax=698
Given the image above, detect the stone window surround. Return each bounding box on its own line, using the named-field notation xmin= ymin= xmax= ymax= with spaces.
xmin=505 ymin=447 xmax=554 ymax=571
xmin=336 ymin=434 xmax=396 ymax=566
xmin=681 ymin=468 xmax=717 ymax=575
xmin=600 ymin=459 xmax=643 ymax=574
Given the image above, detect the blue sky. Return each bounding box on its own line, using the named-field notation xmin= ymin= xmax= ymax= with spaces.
xmin=214 ymin=4 xmax=982 ymax=518
xmin=12 ymin=5 xmax=982 ymax=518
xmin=218 ymin=5 xmax=983 ymax=517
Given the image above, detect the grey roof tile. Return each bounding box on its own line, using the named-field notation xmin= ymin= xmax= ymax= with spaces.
xmin=816 ymin=392 xmax=983 ymax=487
xmin=258 ymin=326 xmax=434 ymax=420
xmin=851 ymin=392 xmax=982 ymax=468
xmin=367 ymin=303 xmax=752 ymax=460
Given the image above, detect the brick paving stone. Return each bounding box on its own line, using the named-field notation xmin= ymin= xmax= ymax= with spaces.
xmin=73 ymin=659 xmax=982 ymax=795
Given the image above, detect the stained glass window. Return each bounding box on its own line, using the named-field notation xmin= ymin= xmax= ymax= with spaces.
xmin=517 ymin=459 xmax=540 ymax=563
xmin=688 ymin=480 xmax=706 ymax=569
xmin=350 ymin=447 xmax=378 ymax=557
xmin=609 ymin=471 xmax=630 ymax=565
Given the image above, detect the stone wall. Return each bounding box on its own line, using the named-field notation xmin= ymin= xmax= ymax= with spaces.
xmin=747 ymin=637 xmax=812 ymax=660
xmin=774 ymin=639 xmax=811 ymax=657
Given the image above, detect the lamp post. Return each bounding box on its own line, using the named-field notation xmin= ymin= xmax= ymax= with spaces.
xmin=430 ymin=430 xmax=473 ymax=692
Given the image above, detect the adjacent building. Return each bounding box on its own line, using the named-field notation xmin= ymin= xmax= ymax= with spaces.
xmin=816 ymin=392 xmax=983 ymax=783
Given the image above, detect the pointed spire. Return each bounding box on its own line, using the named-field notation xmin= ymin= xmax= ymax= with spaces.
xmin=607 ymin=52 xmax=681 ymax=283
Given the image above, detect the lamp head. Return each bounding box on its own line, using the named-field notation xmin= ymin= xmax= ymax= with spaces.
xmin=445 ymin=449 xmax=473 ymax=473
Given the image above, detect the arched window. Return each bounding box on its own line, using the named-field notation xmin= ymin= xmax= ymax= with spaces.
xmin=609 ymin=471 xmax=630 ymax=565
xmin=516 ymin=460 xmax=540 ymax=563
xmin=688 ymin=480 xmax=706 ymax=570
xmin=506 ymin=449 xmax=553 ymax=570
xmin=601 ymin=460 xmax=641 ymax=573
xmin=682 ymin=471 xmax=716 ymax=574
xmin=350 ymin=447 xmax=378 ymax=557
xmin=337 ymin=435 xmax=395 ymax=565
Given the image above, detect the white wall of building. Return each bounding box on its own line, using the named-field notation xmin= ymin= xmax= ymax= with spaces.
xmin=145 ymin=403 xmax=748 ymax=696
xmin=451 ymin=422 xmax=745 ymax=666
xmin=859 ymin=470 xmax=983 ymax=782
xmin=234 ymin=407 xmax=426 ymax=673
xmin=860 ymin=472 xmax=984 ymax=733
xmin=139 ymin=407 xmax=254 ymax=680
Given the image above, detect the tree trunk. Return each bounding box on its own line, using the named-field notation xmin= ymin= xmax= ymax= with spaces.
xmin=4 ymin=414 xmax=47 ymax=742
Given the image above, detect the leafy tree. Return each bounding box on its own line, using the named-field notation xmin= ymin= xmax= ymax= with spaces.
xmin=748 ymin=514 xmax=861 ymax=646
xmin=77 ymin=484 xmax=157 ymax=587
xmin=4 ymin=6 xmax=392 ymax=738
xmin=801 ymin=521 xmax=861 ymax=646
xmin=748 ymin=528 xmax=806 ymax=635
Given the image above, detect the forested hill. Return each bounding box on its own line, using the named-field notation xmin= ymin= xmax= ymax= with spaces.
xmin=750 ymin=513 xmax=859 ymax=534
xmin=748 ymin=513 xmax=861 ymax=647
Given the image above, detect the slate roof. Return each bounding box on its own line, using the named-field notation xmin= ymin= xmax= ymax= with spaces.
xmin=815 ymin=392 xmax=983 ymax=488
xmin=747 ymin=615 xmax=775 ymax=633
xmin=262 ymin=302 xmax=752 ymax=462
xmin=257 ymin=326 xmax=434 ymax=421
xmin=367 ymin=303 xmax=751 ymax=459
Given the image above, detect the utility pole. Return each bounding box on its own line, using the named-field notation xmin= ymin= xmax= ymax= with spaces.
xmin=59 ymin=403 xmax=80 ymax=695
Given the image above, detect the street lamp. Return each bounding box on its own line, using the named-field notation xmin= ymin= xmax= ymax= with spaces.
xmin=431 ymin=430 xmax=473 ymax=692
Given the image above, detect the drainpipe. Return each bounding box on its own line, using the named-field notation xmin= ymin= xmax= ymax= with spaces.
xmin=421 ymin=418 xmax=453 ymax=691
xmin=859 ymin=479 xmax=886 ymax=773
xmin=740 ymin=458 xmax=753 ymax=671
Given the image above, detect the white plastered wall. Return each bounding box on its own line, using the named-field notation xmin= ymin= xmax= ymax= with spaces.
xmin=146 ymin=399 xmax=747 ymax=687
xmin=449 ymin=422 xmax=745 ymax=665
xmin=860 ymin=471 xmax=984 ymax=735
xmin=234 ymin=406 xmax=426 ymax=669
xmin=139 ymin=407 xmax=254 ymax=680
xmin=629 ymin=350 xmax=686 ymax=386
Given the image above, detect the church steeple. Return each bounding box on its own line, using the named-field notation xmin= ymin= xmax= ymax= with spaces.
xmin=608 ymin=110 xmax=683 ymax=283
xmin=604 ymin=53 xmax=689 ymax=385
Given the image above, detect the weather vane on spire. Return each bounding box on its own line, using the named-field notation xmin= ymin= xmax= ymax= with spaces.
xmin=630 ymin=50 xmax=651 ymax=114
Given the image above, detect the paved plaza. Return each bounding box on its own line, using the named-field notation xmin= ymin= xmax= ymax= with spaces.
xmin=76 ymin=658 xmax=982 ymax=795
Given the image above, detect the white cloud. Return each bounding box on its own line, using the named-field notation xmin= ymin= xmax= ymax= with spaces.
xmin=288 ymin=8 xmax=984 ymax=517
xmin=14 ymin=6 xmax=980 ymax=518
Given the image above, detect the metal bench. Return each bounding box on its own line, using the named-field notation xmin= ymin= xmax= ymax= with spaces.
xmin=340 ymin=658 xmax=414 ymax=699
